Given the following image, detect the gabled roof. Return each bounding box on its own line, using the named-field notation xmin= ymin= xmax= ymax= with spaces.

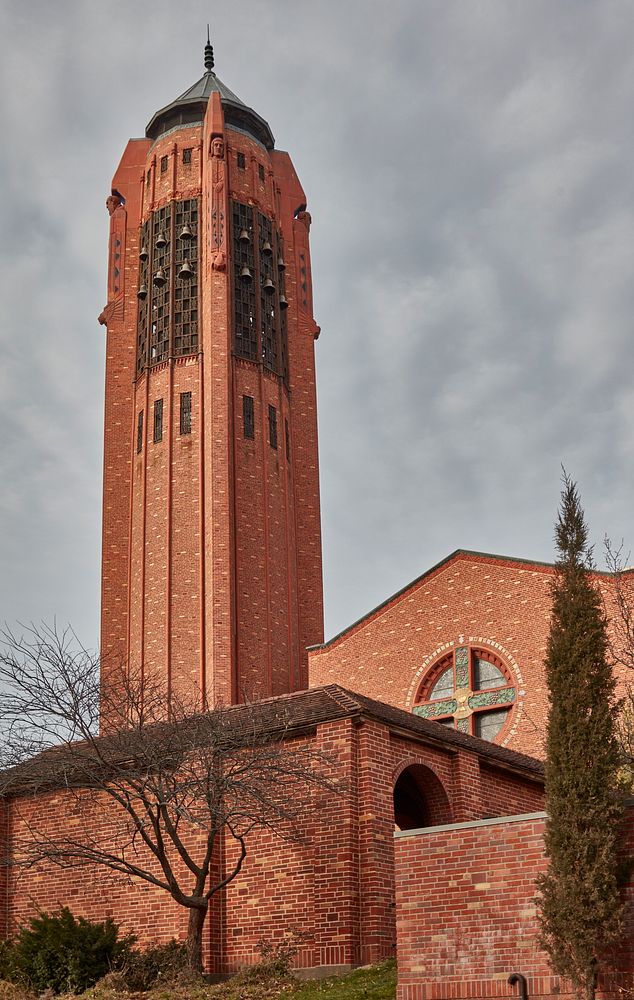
xmin=310 ymin=548 xmax=560 ymax=654
xmin=311 ymin=547 xmax=630 ymax=654
xmin=1 ymin=684 xmax=543 ymax=797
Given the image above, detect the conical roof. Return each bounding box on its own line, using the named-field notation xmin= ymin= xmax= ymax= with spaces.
xmin=145 ymin=48 xmax=275 ymax=150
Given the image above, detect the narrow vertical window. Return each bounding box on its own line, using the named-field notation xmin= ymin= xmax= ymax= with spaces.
xmin=258 ymin=163 xmax=265 ymax=182
xmin=137 ymin=410 xmax=144 ymax=454
xmin=160 ymin=155 xmax=168 ymax=173
xmin=180 ymin=392 xmax=192 ymax=435
xmin=183 ymin=148 xmax=192 ymax=164
xmin=153 ymin=398 xmax=164 ymax=443
xmin=285 ymin=419 xmax=290 ymax=460
xmin=268 ymin=405 xmax=277 ymax=449
xmin=237 ymin=151 xmax=246 ymax=169
xmin=146 ymin=168 xmax=151 ymax=185
xmin=243 ymin=395 xmax=254 ymax=439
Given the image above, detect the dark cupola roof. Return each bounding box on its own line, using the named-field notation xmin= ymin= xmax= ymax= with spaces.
xmin=145 ymin=30 xmax=275 ymax=150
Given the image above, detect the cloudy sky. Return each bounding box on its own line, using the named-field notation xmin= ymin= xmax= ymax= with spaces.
xmin=1 ymin=0 xmax=633 ymax=649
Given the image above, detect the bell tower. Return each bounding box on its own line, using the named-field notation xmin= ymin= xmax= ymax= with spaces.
xmin=98 ymin=35 xmax=323 ymax=707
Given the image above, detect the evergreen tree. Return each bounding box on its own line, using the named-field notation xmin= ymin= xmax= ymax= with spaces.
xmin=537 ymin=475 xmax=624 ymax=1000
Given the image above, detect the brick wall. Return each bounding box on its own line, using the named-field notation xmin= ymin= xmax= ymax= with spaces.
xmin=100 ymin=139 xmax=150 ymax=694
xmin=1 ymin=711 xmax=542 ymax=975
xmin=309 ymin=551 xmax=631 ymax=760
xmin=394 ymin=809 xmax=634 ymax=1000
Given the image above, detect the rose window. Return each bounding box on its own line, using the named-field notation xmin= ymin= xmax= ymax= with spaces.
xmin=413 ymin=645 xmax=516 ymax=742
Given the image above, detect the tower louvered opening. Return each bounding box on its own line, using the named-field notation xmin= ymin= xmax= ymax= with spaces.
xmin=231 ymin=199 xmax=289 ymax=385
xmin=136 ymin=199 xmax=200 ymax=374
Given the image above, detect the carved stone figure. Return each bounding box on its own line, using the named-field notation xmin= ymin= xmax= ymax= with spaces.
xmin=296 ymin=209 xmax=312 ymax=232
xmin=106 ymin=193 xmax=123 ymax=216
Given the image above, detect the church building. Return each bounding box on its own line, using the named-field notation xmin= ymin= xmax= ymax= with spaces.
xmin=1 ymin=37 xmax=633 ymax=1000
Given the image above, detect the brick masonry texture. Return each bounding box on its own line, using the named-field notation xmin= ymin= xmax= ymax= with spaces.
xmin=0 ymin=689 xmax=544 ymax=975
xmin=309 ymin=550 xmax=632 ymax=759
xmin=29 ymin=60 xmax=634 ymax=996
xmin=394 ymin=809 xmax=634 ymax=1000
xmin=100 ymin=93 xmax=323 ymax=712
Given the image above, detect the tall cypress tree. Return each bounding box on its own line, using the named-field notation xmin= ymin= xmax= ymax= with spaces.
xmin=537 ymin=475 xmax=624 ymax=1000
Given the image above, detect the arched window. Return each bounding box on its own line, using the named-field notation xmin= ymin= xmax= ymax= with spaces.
xmin=413 ymin=645 xmax=516 ymax=742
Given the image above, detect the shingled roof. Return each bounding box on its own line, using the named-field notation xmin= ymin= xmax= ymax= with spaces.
xmin=0 ymin=684 xmax=543 ymax=796
xmin=246 ymin=684 xmax=545 ymax=780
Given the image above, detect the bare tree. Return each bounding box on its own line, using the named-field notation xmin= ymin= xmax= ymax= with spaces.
xmin=0 ymin=625 xmax=340 ymax=973
xmin=603 ymin=539 xmax=634 ymax=778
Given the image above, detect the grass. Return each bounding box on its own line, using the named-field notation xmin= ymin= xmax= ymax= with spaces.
xmin=292 ymin=960 xmax=396 ymax=999
xmin=0 ymin=958 xmax=397 ymax=1000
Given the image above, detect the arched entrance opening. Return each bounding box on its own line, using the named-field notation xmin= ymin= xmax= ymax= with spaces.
xmin=393 ymin=764 xmax=452 ymax=831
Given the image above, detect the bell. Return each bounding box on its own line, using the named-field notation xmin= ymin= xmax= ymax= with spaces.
xmin=277 ymin=256 xmax=286 ymax=271
xmin=178 ymin=259 xmax=194 ymax=279
xmin=279 ymin=294 xmax=289 ymax=310
xmin=137 ymin=283 xmax=148 ymax=300
xmin=155 ymin=231 xmax=167 ymax=249
xmin=263 ymin=277 xmax=275 ymax=294
xmin=238 ymin=228 xmax=250 ymax=243
xmin=139 ymin=245 xmax=149 ymax=262
xmin=178 ymin=224 xmax=194 ymax=241
xmin=240 ymin=266 xmax=252 ymax=283
xmin=153 ymin=268 xmax=167 ymax=287
xmin=261 ymin=241 xmax=273 ymax=256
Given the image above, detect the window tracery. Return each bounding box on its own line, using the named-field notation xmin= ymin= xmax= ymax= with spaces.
xmin=414 ymin=645 xmax=517 ymax=742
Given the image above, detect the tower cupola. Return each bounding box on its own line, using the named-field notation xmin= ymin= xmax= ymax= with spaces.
xmin=145 ymin=32 xmax=274 ymax=149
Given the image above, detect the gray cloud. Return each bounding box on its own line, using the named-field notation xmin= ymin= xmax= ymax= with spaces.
xmin=1 ymin=0 xmax=634 ymax=647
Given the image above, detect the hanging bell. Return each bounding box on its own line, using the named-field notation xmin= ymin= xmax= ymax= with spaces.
xmin=137 ymin=283 xmax=148 ymax=300
xmin=261 ymin=241 xmax=273 ymax=256
xmin=178 ymin=224 xmax=194 ymax=241
xmin=139 ymin=245 xmax=149 ymax=262
xmin=178 ymin=259 xmax=194 ymax=279
xmin=263 ymin=277 xmax=275 ymax=295
xmin=155 ymin=231 xmax=168 ymax=249
xmin=277 ymin=256 xmax=286 ymax=271
xmin=240 ymin=266 xmax=253 ymax=283
xmin=153 ymin=268 xmax=167 ymax=287
xmin=279 ymin=294 xmax=289 ymax=310
xmin=238 ymin=228 xmax=250 ymax=244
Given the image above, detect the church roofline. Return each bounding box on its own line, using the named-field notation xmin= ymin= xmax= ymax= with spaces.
xmin=309 ymin=547 xmax=626 ymax=654
xmin=0 ymin=684 xmax=543 ymax=799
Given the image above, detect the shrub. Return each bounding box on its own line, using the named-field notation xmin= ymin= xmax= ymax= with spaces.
xmin=255 ymin=932 xmax=306 ymax=977
xmin=0 ymin=908 xmax=134 ymax=994
xmin=119 ymin=940 xmax=189 ymax=991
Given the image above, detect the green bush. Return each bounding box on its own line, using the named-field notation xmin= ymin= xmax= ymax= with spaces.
xmin=119 ymin=940 xmax=189 ymax=991
xmin=0 ymin=908 xmax=134 ymax=994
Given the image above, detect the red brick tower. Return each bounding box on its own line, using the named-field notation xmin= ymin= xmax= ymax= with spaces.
xmin=98 ymin=36 xmax=323 ymax=707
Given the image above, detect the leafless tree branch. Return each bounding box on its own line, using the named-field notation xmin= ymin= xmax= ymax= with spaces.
xmin=0 ymin=625 xmax=343 ymax=971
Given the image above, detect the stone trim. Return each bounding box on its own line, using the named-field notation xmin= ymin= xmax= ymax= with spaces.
xmin=394 ymin=810 xmax=546 ymax=838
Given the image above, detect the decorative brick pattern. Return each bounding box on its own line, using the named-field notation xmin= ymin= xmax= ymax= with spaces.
xmin=0 ymin=692 xmax=544 ymax=976
xmin=394 ymin=809 xmax=634 ymax=1000
xmin=309 ymin=551 xmax=632 ymax=759
xmin=100 ymin=94 xmax=323 ymax=712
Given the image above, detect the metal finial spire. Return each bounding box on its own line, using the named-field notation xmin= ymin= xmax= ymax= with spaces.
xmin=204 ymin=24 xmax=214 ymax=72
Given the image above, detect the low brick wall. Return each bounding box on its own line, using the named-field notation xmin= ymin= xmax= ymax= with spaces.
xmin=394 ymin=809 xmax=634 ymax=1000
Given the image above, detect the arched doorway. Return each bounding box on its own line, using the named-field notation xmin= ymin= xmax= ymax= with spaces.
xmin=393 ymin=764 xmax=452 ymax=831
